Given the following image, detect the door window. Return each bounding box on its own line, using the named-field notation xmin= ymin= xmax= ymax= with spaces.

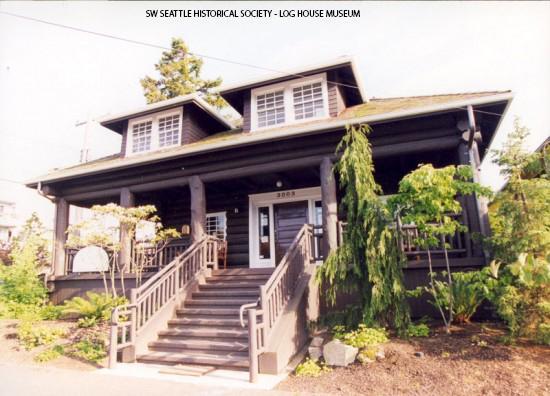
xmin=258 ymin=207 xmax=271 ymax=259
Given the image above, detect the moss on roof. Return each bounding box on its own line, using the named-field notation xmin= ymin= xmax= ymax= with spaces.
xmin=28 ymin=91 xmax=510 ymax=186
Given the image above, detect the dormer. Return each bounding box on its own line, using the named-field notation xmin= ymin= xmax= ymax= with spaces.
xmin=219 ymin=57 xmax=366 ymax=133
xmin=99 ymin=93 xmax=232 ymax=157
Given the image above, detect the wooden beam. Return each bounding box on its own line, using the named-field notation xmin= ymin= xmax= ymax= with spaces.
xmin=119 ymin=188 xmax=135 ymax=272
xmin=189 ymin=175 xmax=206 ymax=242
xmin=52 ymin=198 xmax=69 ymax=276
xmin=320 ymin=157 xmax=338 ymax=257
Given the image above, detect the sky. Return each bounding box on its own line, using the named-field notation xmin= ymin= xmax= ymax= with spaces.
xmin=0 ymin=1 xmax=549 ymax=231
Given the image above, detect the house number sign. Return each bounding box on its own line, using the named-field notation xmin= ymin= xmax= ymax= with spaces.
xmin=276 ymin=191 xmax=296 ymax=199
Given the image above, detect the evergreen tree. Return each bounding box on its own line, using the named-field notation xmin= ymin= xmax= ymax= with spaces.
xmin=317 ymin=124 xmax=410 ymax=334
xmin=140 ymin=38 xmax=225 ymax=108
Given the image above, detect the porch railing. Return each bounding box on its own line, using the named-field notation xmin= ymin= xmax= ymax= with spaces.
xmin=64 ymin=238 xmax=190 ymax=274
xmin=240 ymin=224 xmax=315 ymax=383
xmin=337 ymin=212 xmax=474 ymax=261
xmin=108 ymin=235 xmax=221 ymax=368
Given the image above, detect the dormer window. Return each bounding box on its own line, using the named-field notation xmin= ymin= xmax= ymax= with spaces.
xmin=251 ymin=73 xmax=329 ymax=131
xmin=127 ymin=109 xmax=182 ymax=155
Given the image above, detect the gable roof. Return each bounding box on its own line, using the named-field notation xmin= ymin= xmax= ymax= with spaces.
xmin=26 ymin=90 xmax=513 ymax=187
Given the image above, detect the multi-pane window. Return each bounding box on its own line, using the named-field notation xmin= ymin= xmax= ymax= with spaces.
xmin=206 ymin=212 xmax=227 ymax=240
xmin=131 ymin=120 xmax=152 ymax=153
xmin=128 ymin=110 xmax=181 ymax=155
xmin=257 ymin=90 xmax=285 ymax=128
xmin=293 ymin=82 xmax=324 ymax=120
xmin=158 ymin=114 xmax=180 ymax=148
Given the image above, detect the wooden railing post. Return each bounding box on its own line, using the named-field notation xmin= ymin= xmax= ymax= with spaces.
xmin=109 ymin=310 xmax=119 ymax=369
xmin=130 ymin=289 xmax=137 ymax=343
xmin=248 ymin=308 xmax=258 ymax=383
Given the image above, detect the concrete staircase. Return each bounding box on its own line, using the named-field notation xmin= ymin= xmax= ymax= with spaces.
xmin=136 ymin=268 xmax=273 ymax=370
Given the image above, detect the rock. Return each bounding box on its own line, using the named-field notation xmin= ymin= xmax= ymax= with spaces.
xmin=308 ymin=346 xmax=323 ymax=361
xmin=375 ymin=348 xmax=385 ymax=361
xmin=414 ymin=351 xmax=424 ymax=358
xmin=323 ymin=339 xmax=358 ymax=367
xmin=310 ymin=336 xmax=324 ymax=348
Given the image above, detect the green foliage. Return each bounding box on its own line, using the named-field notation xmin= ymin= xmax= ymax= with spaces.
xmin=34 ymin=345 xmax=65 ymax=363
xmin=488 ymin=120 xmax=550 ymax=262
xmin=356 ymin=345 xmax=379 ymax=364
xmin=140 ymin=38 xmax=225 ymax=108
xmin=333 ymin=324 xmax=388 ymax=348
xmin=17 ymin=319 xmax=66 ymax=350
xmin=486 ymin=254 xmax=549 ymax=342
xmin=62 ymin=292 xmax=127 ymax=324
xmin=39 ymin=304 xmax=63 ymax=321
xmin=295 ymin=358 xmax=331 ymax=377
xmin=70 ymin=336 xmax=107 ymax=363
xmin=407 ymin=323 xmax=430 ymax=337
xmin=389 ymin=163 xmax=491 ymax=332
xmin=317 ymin=124 xmax=410 ymax=334
xmin=536 ymin=323 xmax=550 ymax=346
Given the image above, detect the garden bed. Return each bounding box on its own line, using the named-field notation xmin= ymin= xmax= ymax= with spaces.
xmin=277 ymin=322 xmax=550 ymax=396
xmin=0 ymin=319 xmax=107 ymax=370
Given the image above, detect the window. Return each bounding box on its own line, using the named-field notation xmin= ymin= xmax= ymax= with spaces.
xmin=251 ymin=73 xmax=328 ymax=131
xmin=127 ymin=109 xmax=182 ymax=155
xmin=257 ymin=90 xmax=285 ymax=128
xmin=131 ymin=120 xmax=152 ymax=153
xmin=158 ymin=114 xmax=180 ymax=148
xmin=206 ymin=212 xmax=227 ymax=240
xmin=293 ymin=82 xmax=324 ymax=120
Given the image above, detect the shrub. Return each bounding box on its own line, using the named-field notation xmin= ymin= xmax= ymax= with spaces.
xmin=34 ymin=345 xmax=65 ymax=363
xmin=407 ymin=323 xmax=430 ymax=337
xmin=17 ymin=319 xmax=66 ymax=350
xmin=333 ymin=324 xmax=388 ymax=348
xmin=69 ymin=336 xmax=107 ymax=363
xmin=536 ymin=323 xmax=550 ymax=346
xmin=39 ymin=304 xmax=63 ymax=321
xmin=62 ymin=292 xmax=127 ymax=323
xmin=295 ymin=358 xmax=331 ymax=377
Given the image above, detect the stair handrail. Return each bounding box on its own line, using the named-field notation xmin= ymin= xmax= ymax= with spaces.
xmin=108 ymin=234 xmax=222 ymax=368
xmin=240 ymin=223 xmax=315 ymax=382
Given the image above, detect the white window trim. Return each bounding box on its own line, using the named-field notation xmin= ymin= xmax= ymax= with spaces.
xmin=206 ymin=211 xmax=227 ymax=240
xmin=126 ymin=108 xmax=183 ymax=156
xmin=250 ymin=73 xmax=330 ymax=132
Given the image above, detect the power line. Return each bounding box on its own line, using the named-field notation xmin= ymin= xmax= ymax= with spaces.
xmin=0 ymin=10 xmax=360 ymax=91
xmin=0 ymin=10 xmax=508 ymax=119
xmin=0 ymin=177 xmax=25 ymax=185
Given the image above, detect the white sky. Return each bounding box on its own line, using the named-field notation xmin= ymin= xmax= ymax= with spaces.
xmin=0 ymin=1 xmax=549 ymax=230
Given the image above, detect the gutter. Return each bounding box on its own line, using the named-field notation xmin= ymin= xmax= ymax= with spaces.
xmin=27 ymin=92 xmax=513 ymax=187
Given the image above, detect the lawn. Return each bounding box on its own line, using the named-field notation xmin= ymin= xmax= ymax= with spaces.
xmin=277 ymin=322 xmax=550 ymax=396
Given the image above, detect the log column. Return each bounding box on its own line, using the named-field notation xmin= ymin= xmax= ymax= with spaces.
xmin=320 ymin=157 xmax=338 ymax=258
xmin=189 ymin=175 xmax=206 ymax=243
xmin=52 ymin=198 xmax=69 ymax=276
xmin=120 ymin=187 xmax=135 ymax=272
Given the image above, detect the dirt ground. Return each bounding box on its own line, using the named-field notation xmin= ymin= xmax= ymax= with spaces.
xmin=0 ymin=319 xmax=106 ymax=370
xmin=277 ymin=323 xmax=550 ymax=396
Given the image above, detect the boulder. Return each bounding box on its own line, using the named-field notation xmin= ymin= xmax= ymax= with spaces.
xmin=310 ymin=336 xmax=324 ymax=348
xmin=308 ymin=346 xmax=323 ymax=361
xmin=323 ymin=339 xmax=358 ymax=367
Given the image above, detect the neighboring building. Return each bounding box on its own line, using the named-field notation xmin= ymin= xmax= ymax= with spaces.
xmin=0 ymin=200 xmax=17 ymax=245
xmin=26 ymin=57 xmax=513 ymax=379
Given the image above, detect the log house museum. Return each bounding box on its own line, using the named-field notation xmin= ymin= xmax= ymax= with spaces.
xmin=27 ymin=57 xmax=512 ymax=381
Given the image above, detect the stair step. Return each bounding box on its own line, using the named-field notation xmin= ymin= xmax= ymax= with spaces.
xmin=185 ymin=299 xmax=255 ymax=307
xmin=168 ymin=317 xmax=245 ymax=327
xmin=212 ymin=268 xmax=273 ymax=276
xmin=207 ymin=274 xmax=270 ymax=282
xmin=137 ymin=351 xmax=249 ymax=368
xmin=177 ymin=307 xmax=241 ymax=316
xmin=149 ymin=339 xmax=248 ymax=352
xmin=158 ymin=364 xmax=216 ymax=377
xmin=192 ymin=290 xmax=259 ymax=298
xmin=199 ymin=283 xmax=261 ymax=290
xmin=158 ymin=327 xmax=248 ymax=339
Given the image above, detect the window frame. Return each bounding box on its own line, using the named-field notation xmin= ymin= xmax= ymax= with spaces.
xmin=126 ymin=108 xmax=183 ymax=156
xmin=206 ymin=211 xmax=227 ymax=240
xmin=250 ymin=73 xmax=329 ymax=131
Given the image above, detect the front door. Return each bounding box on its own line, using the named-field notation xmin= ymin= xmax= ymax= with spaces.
xmin=273 ymin=201 xmax=309 ymax=263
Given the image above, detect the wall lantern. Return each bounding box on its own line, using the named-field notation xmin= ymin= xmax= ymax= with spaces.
xmin=181 ymin=224 xmax=191 ymax=236
xmin=276 ymin=180 xmax=283 ymax=188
